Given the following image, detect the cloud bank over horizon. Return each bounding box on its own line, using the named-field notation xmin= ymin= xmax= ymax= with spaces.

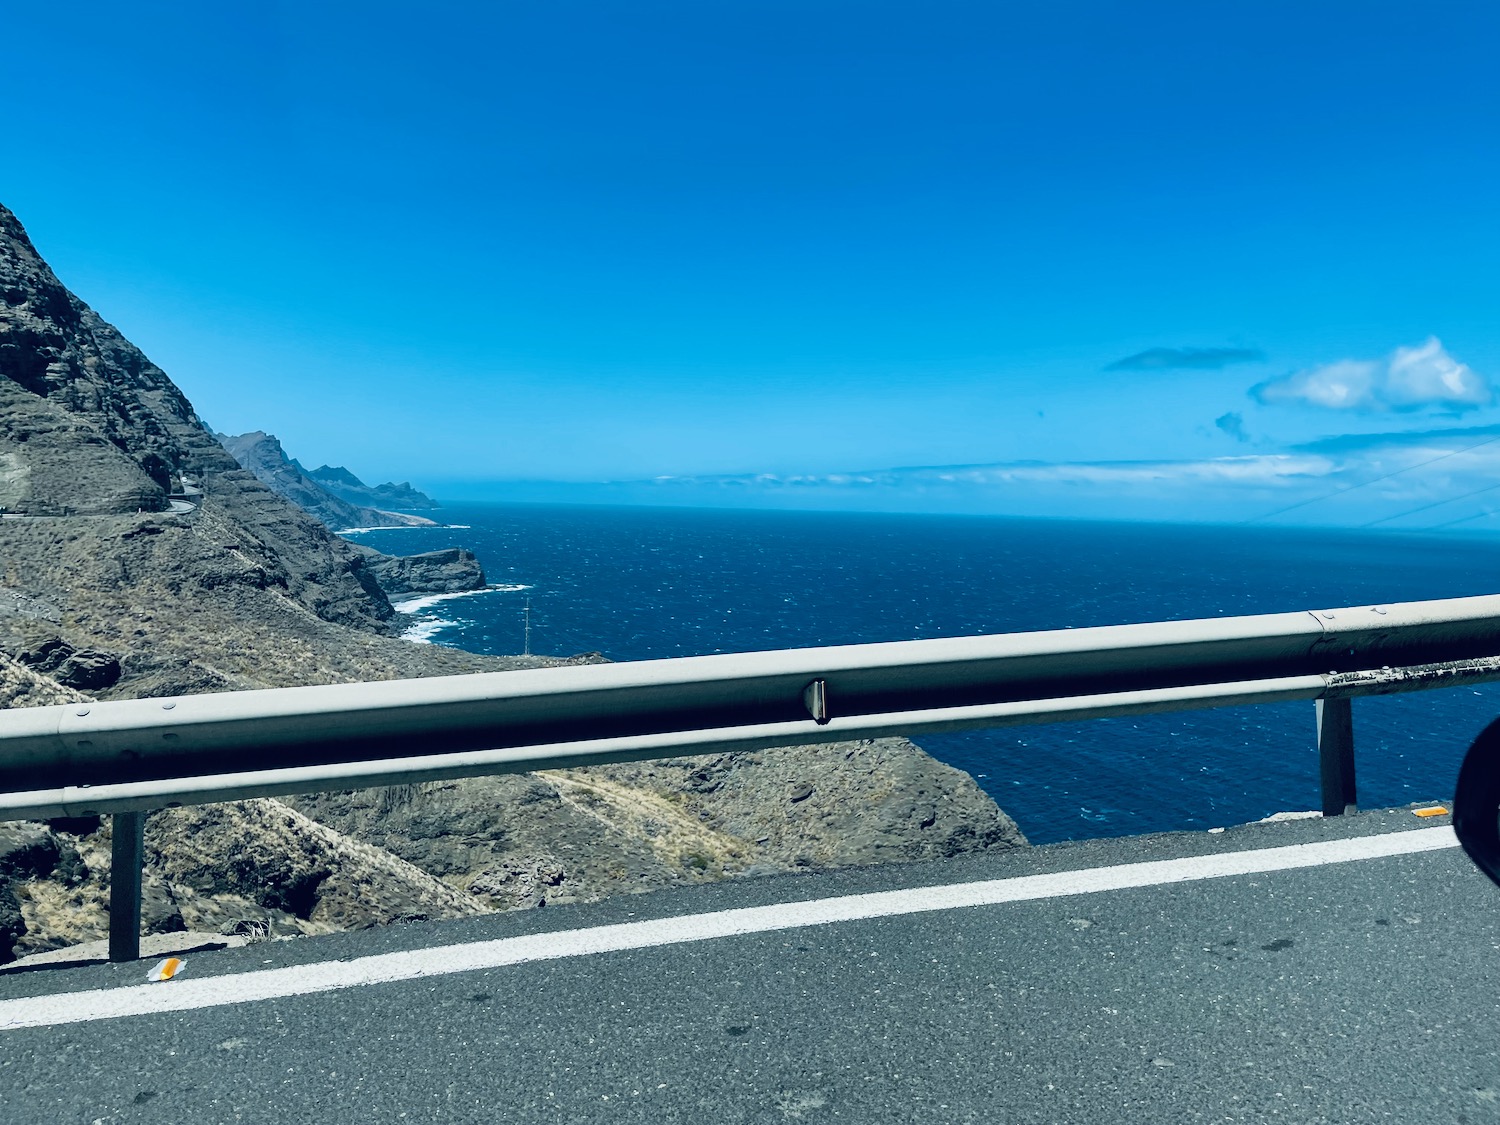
xmin=443 ymin=424 xmax=1500 ymax=533
xmin=1251 ymin=338 xmax=1490 ymax=414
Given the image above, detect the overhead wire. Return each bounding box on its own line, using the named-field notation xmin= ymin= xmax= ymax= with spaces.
xmin=1361 ymin=480 xmax=1500 ymax=529
xmin=1428 ymin=507 xmax=1500 ymax=531
xmin=1240 ymin=433 xmax=1500 ymax=525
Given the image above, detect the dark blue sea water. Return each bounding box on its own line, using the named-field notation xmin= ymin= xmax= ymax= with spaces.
xmin=348 ymin=505 xmax=1500 ymax=845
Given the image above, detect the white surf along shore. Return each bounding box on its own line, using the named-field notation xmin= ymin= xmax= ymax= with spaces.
xmin=393 ymin=584 xmax=531 ymax=644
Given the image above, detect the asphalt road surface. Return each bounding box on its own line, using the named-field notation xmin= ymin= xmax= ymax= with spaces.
xmin=2 ymin=807 xmax=1498 ymax=1124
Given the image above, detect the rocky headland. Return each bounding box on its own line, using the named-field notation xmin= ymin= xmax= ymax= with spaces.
xmin=0 ymin=202 xmax=1026 ymax=963
xmin=349 ymin=543 xmax=488 ymax=597
xmin=219 ymin=430 xmax=487 ymax=595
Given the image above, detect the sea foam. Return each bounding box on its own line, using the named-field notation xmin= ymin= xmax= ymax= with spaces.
xmin=395 ymin=584 xmax=530 ymax=644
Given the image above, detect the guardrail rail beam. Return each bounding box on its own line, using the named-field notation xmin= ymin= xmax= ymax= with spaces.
xmin=3 ymin=593 xmax=1499 ymax=962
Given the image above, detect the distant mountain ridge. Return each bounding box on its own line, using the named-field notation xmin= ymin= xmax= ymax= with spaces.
xmin=305 ymin=464 xmax=439 ymax=510
xmin=217 ymin=431 xmax=435 ymax=531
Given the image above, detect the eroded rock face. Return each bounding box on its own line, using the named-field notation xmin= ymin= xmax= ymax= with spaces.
xmin=0 ymin=204 xmax=529 ymax=695
xmin=0 ymin=379 xmax=167 ymax=515
xmin=0 ymin=821 xmax=83 ymax=960
xmin=354 ymin=545 xmax=487 ymax=596
xmin=17 ymin=637 xmax=120 ymax=690
xmin=0 ymin=211 xmax=189 ymax=516
xmin=289 ymin=738 xmax=1027 ymax=913
xmin=0 ymin=650 xmax=85 ymax=709
xmin=145 ymin=800 xmax=486 ymax=931
xmin=0 ymin=799 xmax=491 ymax=962
xmin=0 ymin=204 xmax=398 ymax=643
xmin=603 ymin=739 xmax=1028 ymax=867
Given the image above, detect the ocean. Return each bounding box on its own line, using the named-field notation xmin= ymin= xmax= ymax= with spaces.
xmin=347 ymin=505 xmax=1500 ymax=845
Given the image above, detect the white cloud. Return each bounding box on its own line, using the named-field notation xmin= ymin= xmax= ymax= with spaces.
xmin=654 ymin=454 xmax=1336 ymax=491
xmin=906 ymin=455 xmax=1333 ymax=487
xmin=591 ymin=432 xmax=1500 ymax=525
xmin=1384 ymin=338 xmax=1487 ymax=407
xmin=1252 ymin=338 xmax=1489 ymax=413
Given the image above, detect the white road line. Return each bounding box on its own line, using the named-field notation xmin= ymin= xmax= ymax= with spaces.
xmin=0 ymin=826 xmax=1459 ymax=1031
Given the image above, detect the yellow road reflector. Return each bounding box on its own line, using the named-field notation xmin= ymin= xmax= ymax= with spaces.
xmin=147 ymin=957 xmax=184 ymax=982
xmin=1413 ymin=805 xmax=1450 ymax=818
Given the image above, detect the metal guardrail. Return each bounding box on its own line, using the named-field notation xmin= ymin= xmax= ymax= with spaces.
xmin=4 ymin=592 xmax=1500 ymax=962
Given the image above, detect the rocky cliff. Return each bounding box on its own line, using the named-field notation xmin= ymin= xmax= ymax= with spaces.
xmin=0 ymin=202 xmax=1026 ymax=964
xmin=218 ymin=432 xmax=484 ymax=593
xmin=0 ymin=204 xmax=556 ymax=698
xmin=0 ymin=217 xmax=193 ymax=518
xmin=349 ymin=543 xmax=487 ymax=596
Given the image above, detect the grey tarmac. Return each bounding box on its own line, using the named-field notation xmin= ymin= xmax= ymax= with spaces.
xmin=2 ymin=806 xmax=1497 ymax=1125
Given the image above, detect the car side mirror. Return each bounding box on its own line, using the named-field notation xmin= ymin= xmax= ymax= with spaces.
xmin=1454 ymin=716 xmax=1500 ymax=888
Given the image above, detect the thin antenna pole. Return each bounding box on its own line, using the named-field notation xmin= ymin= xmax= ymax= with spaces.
xmin=523 ymin=596 xmax=532 ymax=657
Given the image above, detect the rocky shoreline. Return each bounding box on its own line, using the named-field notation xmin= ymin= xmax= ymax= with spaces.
xmin=0 ymin=200 xmax=1027 ymax=963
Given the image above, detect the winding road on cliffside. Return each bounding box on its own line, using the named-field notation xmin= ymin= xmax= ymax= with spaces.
xmin=2 ymin=807 xmax=1496 ymax=1124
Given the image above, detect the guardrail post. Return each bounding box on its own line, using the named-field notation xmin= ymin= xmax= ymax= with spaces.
xmin=1317 ymin=697 xmax=1357 ymax=816
xmin=108 ymin=810 xmax=145 ymax=963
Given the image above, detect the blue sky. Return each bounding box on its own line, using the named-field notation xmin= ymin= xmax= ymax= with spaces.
xmin=5 ymin=1 xmax=1499 ymax=525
